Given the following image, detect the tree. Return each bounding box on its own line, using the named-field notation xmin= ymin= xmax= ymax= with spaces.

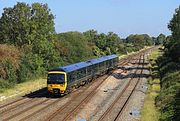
xmin=56 ymin=32 xmax=94 ymax=64
xmin=152 ymin=37 xmax=156 ymax=45
xmin=156 ymin=33 xmax=166 ymax=45
xmin=0 ymin=44 xmax=21 ymax=82
xmin=0 ymin=2 xmax=55 ymax=47
xmin=83 ymin=29 xmax=98 ymax=43
xmin=126 ymin=34 xmax=153 ymax=48
xmin=168 ymin=6 xmax=180 ymax=43
xmin=167 ymin=6 xmax=180 ymax=62
xmin=106 ymin=32 xmax=123 ymax=54
xmin=0 ymin=2 xmax=59 ymax=69
xmin=163 ymin=35 xmax=172 ymax=49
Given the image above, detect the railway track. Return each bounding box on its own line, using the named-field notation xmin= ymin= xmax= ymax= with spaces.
xmin=2 ymin=98 xmax=49 ymax=121
xmin=98 ymin=55 xmax=145 ymax=121
xmin=0 ymin=88 xmax=47 ymax=111
xmin=114 ymin=55 xmax=145 ymax=121
xmin=0 ymin=58 xmax=130 ymax=121
xmin=0 ymin=90 xmax=48 ymax=121
xmin=44 ymin=60 xmax=131 ymax=121
xmin=0 ymin=97 xmax=25 ymax=109
xmin=115 ymin=54 xmax=147 ymax=121
xmin=44 ymin=55 xmax=145 ymax=121
xmin=62 ymin=58 xmax=144 ymax=121
xmin=0 ymin=47 xmax=153 ymax=121
xmin=0 ymin=98 xmax=34 ymax=115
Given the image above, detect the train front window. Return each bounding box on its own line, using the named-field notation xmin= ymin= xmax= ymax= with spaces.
xmin=47 ymin=73 xmax=65 ymax=84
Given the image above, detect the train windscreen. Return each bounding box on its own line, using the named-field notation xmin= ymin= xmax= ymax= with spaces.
xmin=47 ymin=73 xmax=65 ymax=84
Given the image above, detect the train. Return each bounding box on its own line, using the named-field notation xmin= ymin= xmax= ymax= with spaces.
xmin=47 ymin=54 xmax=119 ymax=94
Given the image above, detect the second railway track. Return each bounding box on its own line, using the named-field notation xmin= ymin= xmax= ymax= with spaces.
xmin=44 ymin=55 xmax=143 ymax=121
xmin=97 ymin=55 xmax=145 ymax=121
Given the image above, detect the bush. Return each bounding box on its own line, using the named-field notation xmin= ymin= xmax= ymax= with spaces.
xmin=0 ymin=44 xmax=21 ymax=84
xmin=159 ymin=62 xmax=180 ymax=77
xmin=156 ymin=84 xmax=178 ymax=121
xmin=56 ymin=32 xmax=94 ymax=64
xmin=156 ymin=54 xmax=180 ymax=121
xmin=0 ymin=79 xmax=14 ymax=92
xmin=17 ymin=53 xmax=45 ymax=83
xmin=161 ymin=71 xmax=180 ymax=89
xmin=156 ymin=56 xmax=171 ymax=69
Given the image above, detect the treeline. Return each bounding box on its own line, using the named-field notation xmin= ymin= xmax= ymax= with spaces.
xmin=0 ymin=2 xmax=164 ymax=91
xmin=155 ymin=6 xmax=180 ymax=121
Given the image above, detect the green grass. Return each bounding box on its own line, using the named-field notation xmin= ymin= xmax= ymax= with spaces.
xmin=141 ymin=48 xmax=161 ymax=121
xmin=0 ymin=78 xmax=46 ymax=100
xmin=141 ymin=86 xmax=160 ymax=121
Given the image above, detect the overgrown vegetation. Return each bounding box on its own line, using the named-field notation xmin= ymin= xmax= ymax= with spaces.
xmin=153 ymin=6 xmax=180 ymax=121
xmin=0 ymin=2 xmax=164 ymax=92
xmin=142 ymin=6 xmax=180 ymax=121
xmin=141 ymin=48 xmax=161 ymax=121
xmin=155 ymin=57 xmax=180 ymax=121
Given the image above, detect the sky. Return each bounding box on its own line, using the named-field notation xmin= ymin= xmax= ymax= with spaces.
xmin=0 ymin=0 xmax=180 ymax=38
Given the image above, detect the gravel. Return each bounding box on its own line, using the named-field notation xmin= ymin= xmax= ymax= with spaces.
xmin=117 ymin=54 xmax=150 ymax=121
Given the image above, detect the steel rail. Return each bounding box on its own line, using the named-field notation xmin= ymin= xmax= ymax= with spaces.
xmin=98 ymin=55 xmax=144 ymax=121
xmin=46 ymin=61 xmax=129 ymax=121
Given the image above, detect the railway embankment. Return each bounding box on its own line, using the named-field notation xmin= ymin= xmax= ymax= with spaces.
xmin=0 ymin=78 xmax=46 ymax=102
xmin=155 ymin=49 xmax=180 ymax=121
xmin=141 ymin=46 xmax=180 ymax=121
xmin=141 ymin=47 xmax=161 ymax=121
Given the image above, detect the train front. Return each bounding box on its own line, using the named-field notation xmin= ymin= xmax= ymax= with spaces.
xmin=47 ymin=71 xmax=67 ymax=94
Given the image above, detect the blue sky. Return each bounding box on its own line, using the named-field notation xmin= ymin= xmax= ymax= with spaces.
xmin=0 ymin=0 xmax=180 ymax=38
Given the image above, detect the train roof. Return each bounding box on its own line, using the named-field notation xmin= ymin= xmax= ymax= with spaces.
xmin=49 ymin=54 xmax=118 ymax=73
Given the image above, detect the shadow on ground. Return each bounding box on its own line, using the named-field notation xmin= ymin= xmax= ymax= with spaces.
xmin=23 ymin=87 xmax=64 ymax=99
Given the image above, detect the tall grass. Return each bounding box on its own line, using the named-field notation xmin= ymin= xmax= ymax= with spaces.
xmin=141 ymin=48 xmax=161 ymax=121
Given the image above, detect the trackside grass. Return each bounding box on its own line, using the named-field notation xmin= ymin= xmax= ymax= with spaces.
xmin=141 ymin=48 xmax=161 ymax=121
xmin=0 ymin=78 xmax=46 ymax=101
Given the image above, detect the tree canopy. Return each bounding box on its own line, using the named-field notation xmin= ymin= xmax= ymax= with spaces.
xmin=126 ymin=34 xmax=153 ymax=48
xmin=0 ymin=2 xmax=55 ymax=47
xmin=156 ymin=33 xmax=166 ymax=45
xmin=56 ymin=32 xmax=94 ymax=64
xmin=155 ymin=5 xmax=180 ymax=121
xmin=166 ymin=6 xmax=180 ymax=61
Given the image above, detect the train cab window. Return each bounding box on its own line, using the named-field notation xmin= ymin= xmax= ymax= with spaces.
xmin=47 ymin=73 xmax=65 ymax=84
